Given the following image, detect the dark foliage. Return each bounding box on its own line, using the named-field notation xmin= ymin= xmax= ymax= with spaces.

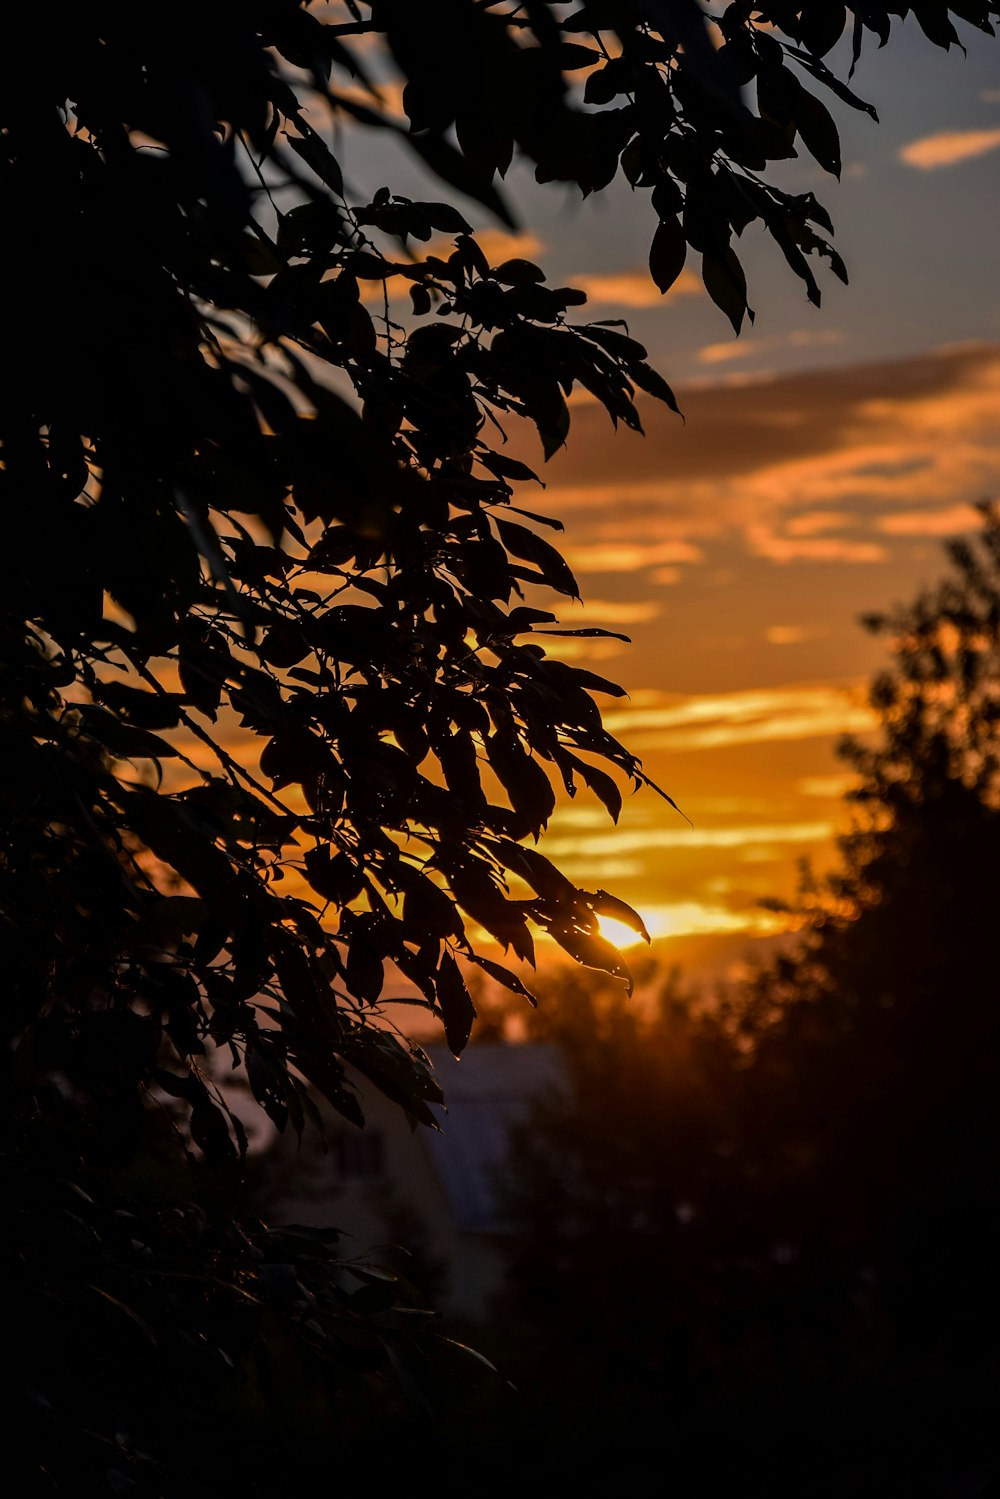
xmin=495 ymin=511 xmax=1000 ymax=1492
xmin=739 ymin=504 xmax=1000 ymax=1364
xmin=2 ymin=4 xmax=997 ymax=1492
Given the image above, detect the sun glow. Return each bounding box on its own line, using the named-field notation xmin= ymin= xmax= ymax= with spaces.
xmin=597 ymin=915 xmax=651 ymax=949
xmin=597 ymin=902 xmax=792 ymax=950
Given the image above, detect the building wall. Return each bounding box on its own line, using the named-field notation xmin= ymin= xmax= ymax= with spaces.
xmin=252 ymin=1043 xmax=564 ymax=1322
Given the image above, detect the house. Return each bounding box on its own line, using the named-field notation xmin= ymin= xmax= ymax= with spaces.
xmin=253 ymin=1041 xmax=564 ymax=1322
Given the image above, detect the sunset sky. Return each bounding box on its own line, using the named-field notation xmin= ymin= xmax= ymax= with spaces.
xmin=343 ymin=18 xmax=1000 ymax=980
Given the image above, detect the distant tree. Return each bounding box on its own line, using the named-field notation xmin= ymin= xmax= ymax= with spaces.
xmin=3 ymin=5 xmax=998 ymax=1491
xmin=736 ymin=502 xmax=1000 ymax=1360
xmin=499 ymin=967 xmax=739 ymax=1370
xmin=496 ymin=510 xmax=1000 ymax=1489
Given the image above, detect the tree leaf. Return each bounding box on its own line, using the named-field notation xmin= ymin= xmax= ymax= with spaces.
xmin=408 ymin=132 xmax=516 ymax=227
xmin=649 ymin=215 xmax=687 ymax=294
xmin=463 ymin=952 xmax=537 ymax=1006
xmin=496 ymin=519 xmax=580 ymax=598
xmin=587 ymin=888 xmax=651 ymax=943
xmin=702 ymin=245 xmax=750 ymax=335
xmin=547 ymin=919 xmax=634 ymax=994
xmin=437 ymin=950 xmax=477 ymax=1056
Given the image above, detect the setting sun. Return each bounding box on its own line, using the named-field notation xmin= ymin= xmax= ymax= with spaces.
xmin=597 ymin=914 xmax=650 ymax=950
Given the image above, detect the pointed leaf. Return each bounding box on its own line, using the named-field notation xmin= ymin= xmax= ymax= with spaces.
xmin=547 ymin=920 xmax=633 ymax=995
xmin=702 ymin=246 xmax=749 ymax=335
xmin=587 ymin=889 xmax=651 ymax=944
xmin=463 ymin=952 xmax=537 ymax=1006
xmin=496 ymin=519 xmax=579 ymax=598
xmin=649 ymin=215 xmax=687 ymax=294
xmin=437 ymin=950 xmax=477 ymax=1056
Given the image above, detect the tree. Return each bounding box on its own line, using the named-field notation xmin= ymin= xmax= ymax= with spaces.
xmin=496 ymin=510 xmax=1000 ymax=1490
xmin=3 ymin=5 xmax=997 ymax=1492
xmin=738 ymin=503 xmax=1000 ymax=1360
xmin=499 ymin=965 xmax=740 ymax=1364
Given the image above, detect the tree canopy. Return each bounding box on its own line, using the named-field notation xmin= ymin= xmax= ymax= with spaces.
xmin=4 ymin=4 xmax=999 ymax=1491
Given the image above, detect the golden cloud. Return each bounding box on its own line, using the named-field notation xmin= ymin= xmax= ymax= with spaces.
xmin=473 ymin=230 xmax=546 ymax=262
xmin=610 ymin=901 xmax=787 ymax=941
xmin=899 ymin=127 xmax=1000 ymax=169
xmin=797 ymin=774 xmax=858 ymax=799
xmin=699 ymin=329 xmax=843 ymax=365
xmin=875 ymin=502 xmax=985 ymax=536
xmin=785 ymin=510 xmax=854 ymax=536
xmin=574 ymin=267 xmax=703 ymax=307
xmin=559 ymin=597 xmax=663 ymax=625
xmin=535 ymin=344 xmax=1000 ymax=571
xmin=747 ymin=527 xmax=887 ymax=564
xmin=549 ymin=804 xmax=625 ymax=831
xmin=600 ymin=682 xmax=875 ymax=752
xmin=541 ymin=820 xmax=836 ymax=861
xmin=699 ymin=340 xmax=756 ymax=365
xmin=765 ymin=625 xmax=812 ymax=645
xmin=538 ymin=637 xmax=627 ymax=662
xmin=563 ymin=539 xmax=705 ymax=571
xmin=356 ymin=279 xmax=395 ymax=306
xmin=543 ymin=898 xmax=788 ymax=945
xmin=788 ymin=329 xmax=846 ymax=348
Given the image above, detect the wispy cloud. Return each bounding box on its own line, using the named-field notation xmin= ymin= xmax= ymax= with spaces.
xmin=699 ymin=340 xmax=756 ymax=365
xmin=574 ymin=267 xmax=703 ymax=307
xmin=765 ymin=624 xmax=818 ymax=645
xmin=671 ymin=903 xmax=788 ymax=938
xmin=563 ymin=539 xmax=705 ymax=571
xmin=542 ymin=820 xmax=837 ymax=862
xmin=785 ymin=510 xmax=855 ymax=536
xmin=798 ymin=774 xmax=857 ymax=799
xmin=900 ymin=127 xmax=1000 ymax=169
xmin=699 ymin=329 xmax=844 ymax=365
xmin=536 ymin=597 xmax=662 ymax=656
xmin=747 ymin=526 xmax=887 ymax=564
xmin=545 ymin=899 xmax=788 ymax=944
xmin=601 ymin=683 xmax=875 ymax=752
xmin=538 ymin=636 xmax=627 ymax=662
xmin=422 ymin=229 xmax=545 ymax=265
xmin=788 ymin=329 xmax=846 ymax=349
xmin=622 ymin=901 xmax=788 ymax=941
xmin=474 ymin=230 xmax=545 ymax=262
xmin=559 ymin=597 xmax=663 ymax=625
xmin=539 ymin=344 xmax=1000 ymax=573
xmin=875 ymin=502 xmax=985 ymax=536
xmin=486 ymin=344 xmax=1000 ymax=966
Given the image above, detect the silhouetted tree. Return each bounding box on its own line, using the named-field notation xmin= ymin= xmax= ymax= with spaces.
xmin=501 ymin=967 xmax=738 ymax=1365
xmin=3 ymin=5 xmax=997 ymax=1492
xmin=739 ymin=503 xmax=1000 ymax=1362
xmin=497 ymin=511 xmax=1000 ymax=1490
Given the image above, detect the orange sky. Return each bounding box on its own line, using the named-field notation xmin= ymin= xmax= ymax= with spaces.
xmin=135 ymin=19 xmax=1000 ymax=999
xmin=506 ymin=343 xmax=1000 ymax=976
xmin=326 ymin=15 xmax=1000 ymax=981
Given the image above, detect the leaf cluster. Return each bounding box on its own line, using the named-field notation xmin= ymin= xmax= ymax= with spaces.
xmin=340 ymin=0 xmax=991 ymax=329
